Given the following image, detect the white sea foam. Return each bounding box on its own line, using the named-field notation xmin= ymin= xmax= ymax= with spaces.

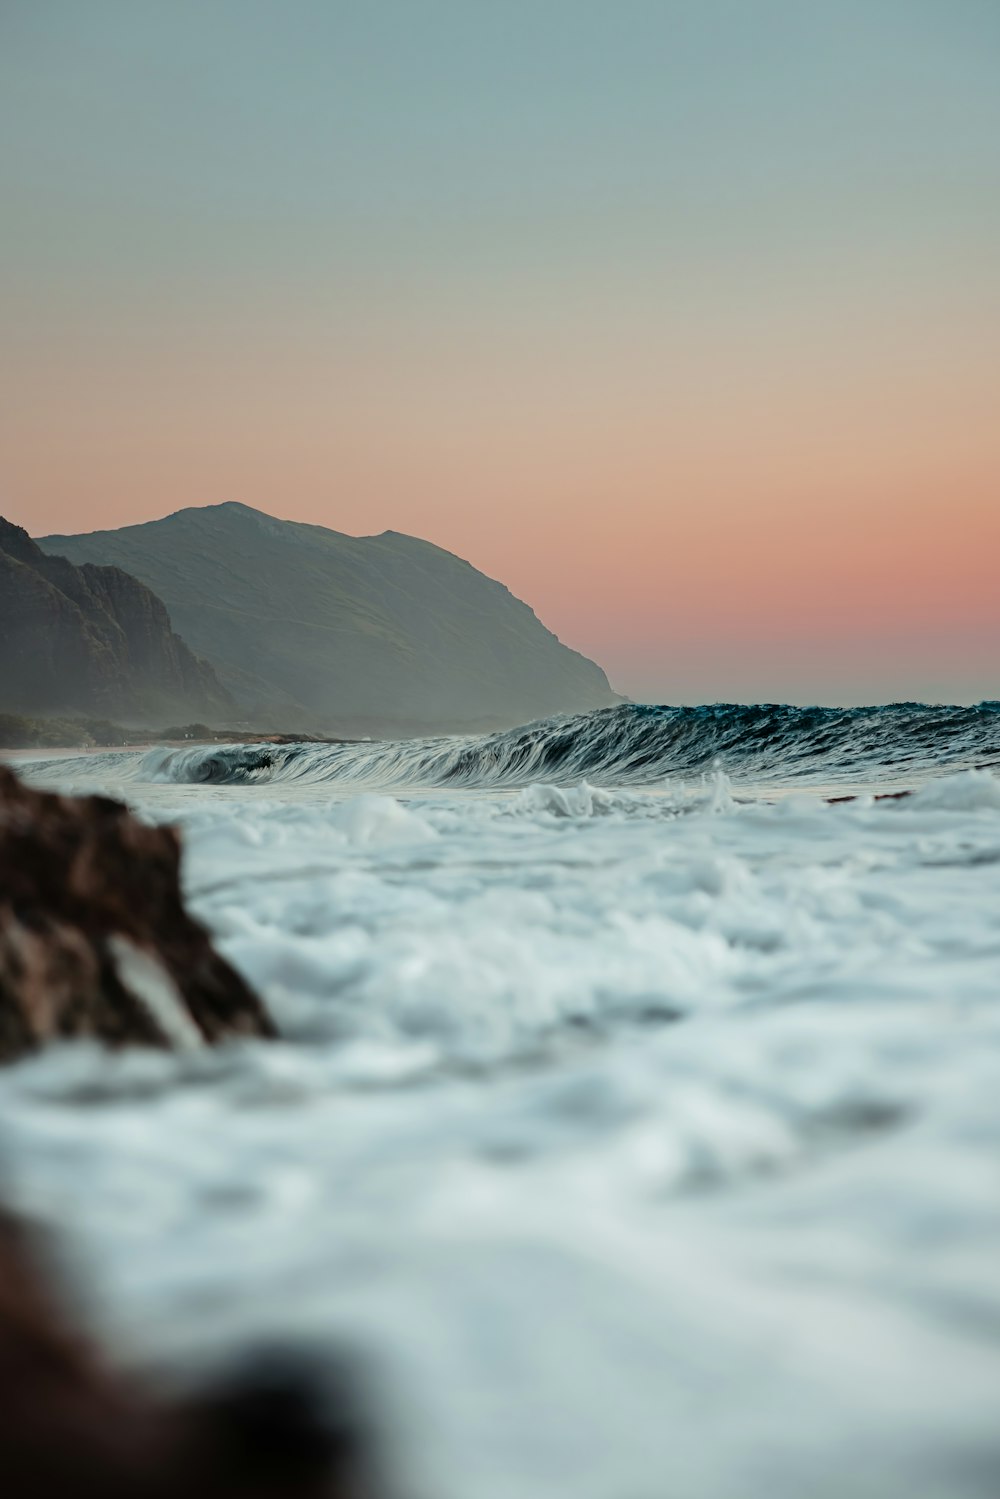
xmin=3 ymin=756 xmax=1000 ymax=1499
xmin=906 ymin=766 xmax=1000 ymax=812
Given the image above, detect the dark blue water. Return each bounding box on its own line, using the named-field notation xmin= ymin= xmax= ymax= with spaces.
xmin=130 ymin=701 xmax=1000 ymax=790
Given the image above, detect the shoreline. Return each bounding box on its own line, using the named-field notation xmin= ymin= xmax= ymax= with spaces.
xmin=0 ymin=744 xmax=156 ymax=761
xmin=1 ymin=734 xmax=374 ymax=763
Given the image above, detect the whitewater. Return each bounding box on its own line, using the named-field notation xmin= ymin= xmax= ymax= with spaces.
xmin=4 ymin=702 xmax=1000 ymax=1499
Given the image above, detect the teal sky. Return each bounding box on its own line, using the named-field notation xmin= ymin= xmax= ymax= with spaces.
xmin=2 ymin=2 xmax=998 ymax=703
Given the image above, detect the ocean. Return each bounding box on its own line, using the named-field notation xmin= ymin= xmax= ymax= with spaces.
xmin=5 ymin=701 xmax=1000 ymax=1499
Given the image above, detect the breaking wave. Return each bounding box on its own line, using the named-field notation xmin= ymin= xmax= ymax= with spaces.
xmin=128 ymin=701 xmax=1000 ymax=791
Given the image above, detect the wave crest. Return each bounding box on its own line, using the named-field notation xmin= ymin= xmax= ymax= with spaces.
xmin=132 ymin=702 xmax=1000 ymax=791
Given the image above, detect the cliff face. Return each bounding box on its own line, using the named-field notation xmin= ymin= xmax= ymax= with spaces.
xmin=0 ymin=518 xmax=234 ymax=723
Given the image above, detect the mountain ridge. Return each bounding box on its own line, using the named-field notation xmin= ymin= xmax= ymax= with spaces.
xmin=39 ymin=503 xmax=620 ymax=732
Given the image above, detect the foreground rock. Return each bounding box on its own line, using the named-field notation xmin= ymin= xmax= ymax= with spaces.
xmin=0 ymin=1209 xmax=375 ymax=1498
xmin=0 ymin=765 xmax=274 ymax=1061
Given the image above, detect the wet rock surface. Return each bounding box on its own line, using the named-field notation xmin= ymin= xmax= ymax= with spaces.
xmin=0 ymin=765 xmax=274 ymax=1060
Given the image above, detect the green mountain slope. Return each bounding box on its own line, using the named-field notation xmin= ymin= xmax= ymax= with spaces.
xmin=40 ymin=504 xmax=619 ymax=731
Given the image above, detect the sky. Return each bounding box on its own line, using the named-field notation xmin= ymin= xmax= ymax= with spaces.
xmin=1 ymin=0 xmax=998 ymax=705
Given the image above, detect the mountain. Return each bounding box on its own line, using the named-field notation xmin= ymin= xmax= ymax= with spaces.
xmin=39 ymin=503 xmax=620 ymax=732
xmin=0 ymin=517 xmax=235 ymax=724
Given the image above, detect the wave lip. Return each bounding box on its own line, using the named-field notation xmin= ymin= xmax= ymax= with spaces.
xmin=131 ymin=702 xmax=1000 ymax=792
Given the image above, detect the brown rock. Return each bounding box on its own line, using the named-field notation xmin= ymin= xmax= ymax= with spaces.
xmin=0 ymin=764 xmax=274 ymax=1060
xmin=0 ymin=1210 xmax=377 ymax=1497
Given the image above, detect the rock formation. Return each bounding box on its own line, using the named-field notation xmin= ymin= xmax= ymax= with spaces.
xmin=0 ymin=516 xmax=234 ymax=724
xmin=0 ymin=1209 xmax=375 ymax=1498
xmin=0 ymin=767 xmax=379 ymax=1493
xmin=0 ymin=764 xmax=273 ymax=1060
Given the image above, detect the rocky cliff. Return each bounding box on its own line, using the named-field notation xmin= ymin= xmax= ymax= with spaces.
xmin=0 ymin=517 xmax=234 ymax=723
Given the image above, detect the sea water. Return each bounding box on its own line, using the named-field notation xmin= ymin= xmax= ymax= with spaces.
xmin=4 ymin=703 xmax=1000 ymax=1499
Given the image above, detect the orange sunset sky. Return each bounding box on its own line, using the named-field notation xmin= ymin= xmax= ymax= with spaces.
xmin=2 ymin=1 xmax=998 ymax=703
